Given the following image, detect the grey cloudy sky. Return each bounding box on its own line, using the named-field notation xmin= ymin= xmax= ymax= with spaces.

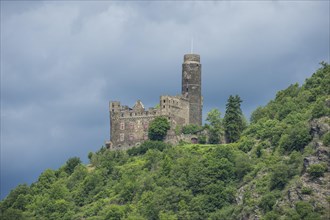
xmin=1 ymin=1 xmax=329 ymax=199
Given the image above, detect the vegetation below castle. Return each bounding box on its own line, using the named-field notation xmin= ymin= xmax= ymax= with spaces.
xmin=1 ymin=63 xmax=329 ymax=220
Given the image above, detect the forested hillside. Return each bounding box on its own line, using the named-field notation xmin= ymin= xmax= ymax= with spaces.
xmin=1 ymin=63 xmax=329 ymax=220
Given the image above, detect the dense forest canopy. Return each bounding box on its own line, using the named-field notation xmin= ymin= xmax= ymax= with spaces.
xmin=1 ymin=63 xmax=329 ymax=220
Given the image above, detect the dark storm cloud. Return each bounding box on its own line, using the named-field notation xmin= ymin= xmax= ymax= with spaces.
xmin=1 ymin=1 xmax=329 ymax=199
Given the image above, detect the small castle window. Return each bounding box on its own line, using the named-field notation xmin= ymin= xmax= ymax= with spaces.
xmin=121 ymin=113 xmax=124 ymax=117
xmin=163 ymin=100 xmax=166 ymax=103
xmin=186 ymin=87 xmax=188 ymax=92
xmin=120 ymin=133 xmax=124 ymax=141
xmin=130 ymin=113 xmax=132 ymax=116
xmin=129 ymin=134 xmax=134 ymax=141
xmin=120 ymin=122 xmax=125 ymax=130
xmin=130 ymin=122 xmax=134 ymax=130
xmin=163 ymin=105 xmax=165 ymax=108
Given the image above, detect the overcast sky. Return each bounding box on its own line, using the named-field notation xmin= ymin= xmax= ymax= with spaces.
xmin=1 ymin=1 xmax=329 ymax=199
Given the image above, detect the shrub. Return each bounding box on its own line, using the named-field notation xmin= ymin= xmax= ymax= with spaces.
xmin=127 ymin=141 xmax=171 ymax=156
xmin=322 ymin=132 xmax=330 ymax=146
xmin=307 ymin=164 xmax=327 ymax=178
xmin=270 ymin=164 xmax=289 ymax=190
xmin=238 ymin=136 xmax=255 ymax=153
xmin=301 ymin=187 xmax=312 ymax=195
xmin=259 ymin=191 xmax=280 ymax=212
xmin=182 ymin=124 xmax=202 ymax=134
xmin=295 ymin=201 xmax=313 ymax=219
xmin=264 ymin=211 xmax=280 ymax=220
xmin=311 ymin=98 xmax=330 ymax=119
xmin=279 ymin=123 xmax=312 ymax=152
xmin=198 ymin=135 xmax=207 ymax=144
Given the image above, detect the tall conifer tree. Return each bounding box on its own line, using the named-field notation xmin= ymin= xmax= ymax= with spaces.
xmin=223 ymin=95 xmax=246 ymax=143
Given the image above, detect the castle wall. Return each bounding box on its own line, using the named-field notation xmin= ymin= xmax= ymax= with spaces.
xmin=109 ymin=95 xmax=190 ymax=150
xmin=160 ymin=95 xmax=190 ymax=129
xmin=109 ymin=101 xmax=160 ymax=150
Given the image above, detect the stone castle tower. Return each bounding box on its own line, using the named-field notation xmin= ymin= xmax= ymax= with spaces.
xmin=107 ymin=53 xmax=202 ymax=150
xmin=182 ymin=54 xmax=202 ymax=126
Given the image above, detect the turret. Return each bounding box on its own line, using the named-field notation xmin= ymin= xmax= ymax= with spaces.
xmin=182 ymin=54 xmax=202 ymax=126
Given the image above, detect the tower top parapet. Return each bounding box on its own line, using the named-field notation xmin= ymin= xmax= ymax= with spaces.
xmin=184 ymin=54 xmax=200 ymax=64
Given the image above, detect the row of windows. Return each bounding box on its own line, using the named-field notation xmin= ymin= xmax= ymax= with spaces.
xmin=163 ymin=99 xmax=179 ymax=105
xmin=120 ymin=122 xmax=149 ymax=130
xmin=119 ymin=133 xmax=148 ymax=142
xmin=120 ymin=111 xmax=157 ymax=117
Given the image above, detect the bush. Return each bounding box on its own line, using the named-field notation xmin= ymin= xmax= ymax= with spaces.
xmin=270 ymin=164 xmax=289 ymax=190
xmin=307 ymin=164 xmax=327 ymax=178
xmin=182 ymin=124 xmax=202 ymax=134
xmin=198 ymin=135 xmax=207 ymax=144
xmin=301 ymin=187 xmax=312 ymax=195
xmin=311 ymin=98 xmax=330 ymax=119
xmin=279 ymin=123 xmax=312 ymax=152
xmin=238 ymin=136 xmax=255 ymax=153
xmin=264 ymin=211 xmax=280 ymax=220
xmin=259 ymin=191 xmax=280 ymax=212
xmin=295 ymin=201 xmax=313 ymax=219
xmin=322 ymin=132 xmax=330 ymax=146
xmin=127 ymin=141 xmax=171 ymax=156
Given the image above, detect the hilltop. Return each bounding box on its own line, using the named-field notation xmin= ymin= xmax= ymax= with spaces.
xmin=0 ymin=63 xmax=329 ymax=220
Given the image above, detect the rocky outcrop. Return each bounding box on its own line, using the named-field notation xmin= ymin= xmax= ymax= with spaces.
xmin=281 ymin=116 xmax=329 ymax=216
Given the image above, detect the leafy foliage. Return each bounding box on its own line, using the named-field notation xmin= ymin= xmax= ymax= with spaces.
xmin=322 ymin=132 xmax=330 ymax=146
xmin=206 ymin=109 xmax=223 ymax=144
xmin=307 ymin=163 xmax=327 ymax=178
xmin=64 ymin=157 xmax=82 ymax=175
xmin=148 ymin=116 xmax=170 ymax=141
xmin=127 ymin=140 xmax=171 ymax=156
xmin=181 ymin=124 xmax=202 ymax=134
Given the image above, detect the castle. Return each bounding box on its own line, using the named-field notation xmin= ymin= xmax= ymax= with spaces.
xmin=107 ymin=54 xmax=202 ymax=150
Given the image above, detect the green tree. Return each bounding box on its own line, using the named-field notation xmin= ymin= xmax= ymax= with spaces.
xmin=148 ymin=116 xmax=170 ymax=141
xmin=64 ymin=157 xmax=82 ymax=175
xmin=223 ymin=95 xmax=246 ymax=143
xmin=279 ymin=122 xmax=312 ymax=152
xmin=206 ymin=108 xmax=223 ymax=144
xmin=270 ymin=164 xmax=289 ymax=190
xmin=250 ymin=106 xmax=266 ymax=123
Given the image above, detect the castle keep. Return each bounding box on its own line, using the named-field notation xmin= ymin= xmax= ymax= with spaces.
xmin=107 ymin=54 xmax=202 ymax=150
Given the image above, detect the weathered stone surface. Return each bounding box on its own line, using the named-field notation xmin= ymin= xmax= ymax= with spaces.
xmin=182 ymin=54 xmax=202 ymax=126
xmin=310 ymin=116 xmax=330 ymax=138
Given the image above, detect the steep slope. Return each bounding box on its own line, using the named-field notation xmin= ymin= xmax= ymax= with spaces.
xmin=0 ymin=63 xmax=329 ymax=220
